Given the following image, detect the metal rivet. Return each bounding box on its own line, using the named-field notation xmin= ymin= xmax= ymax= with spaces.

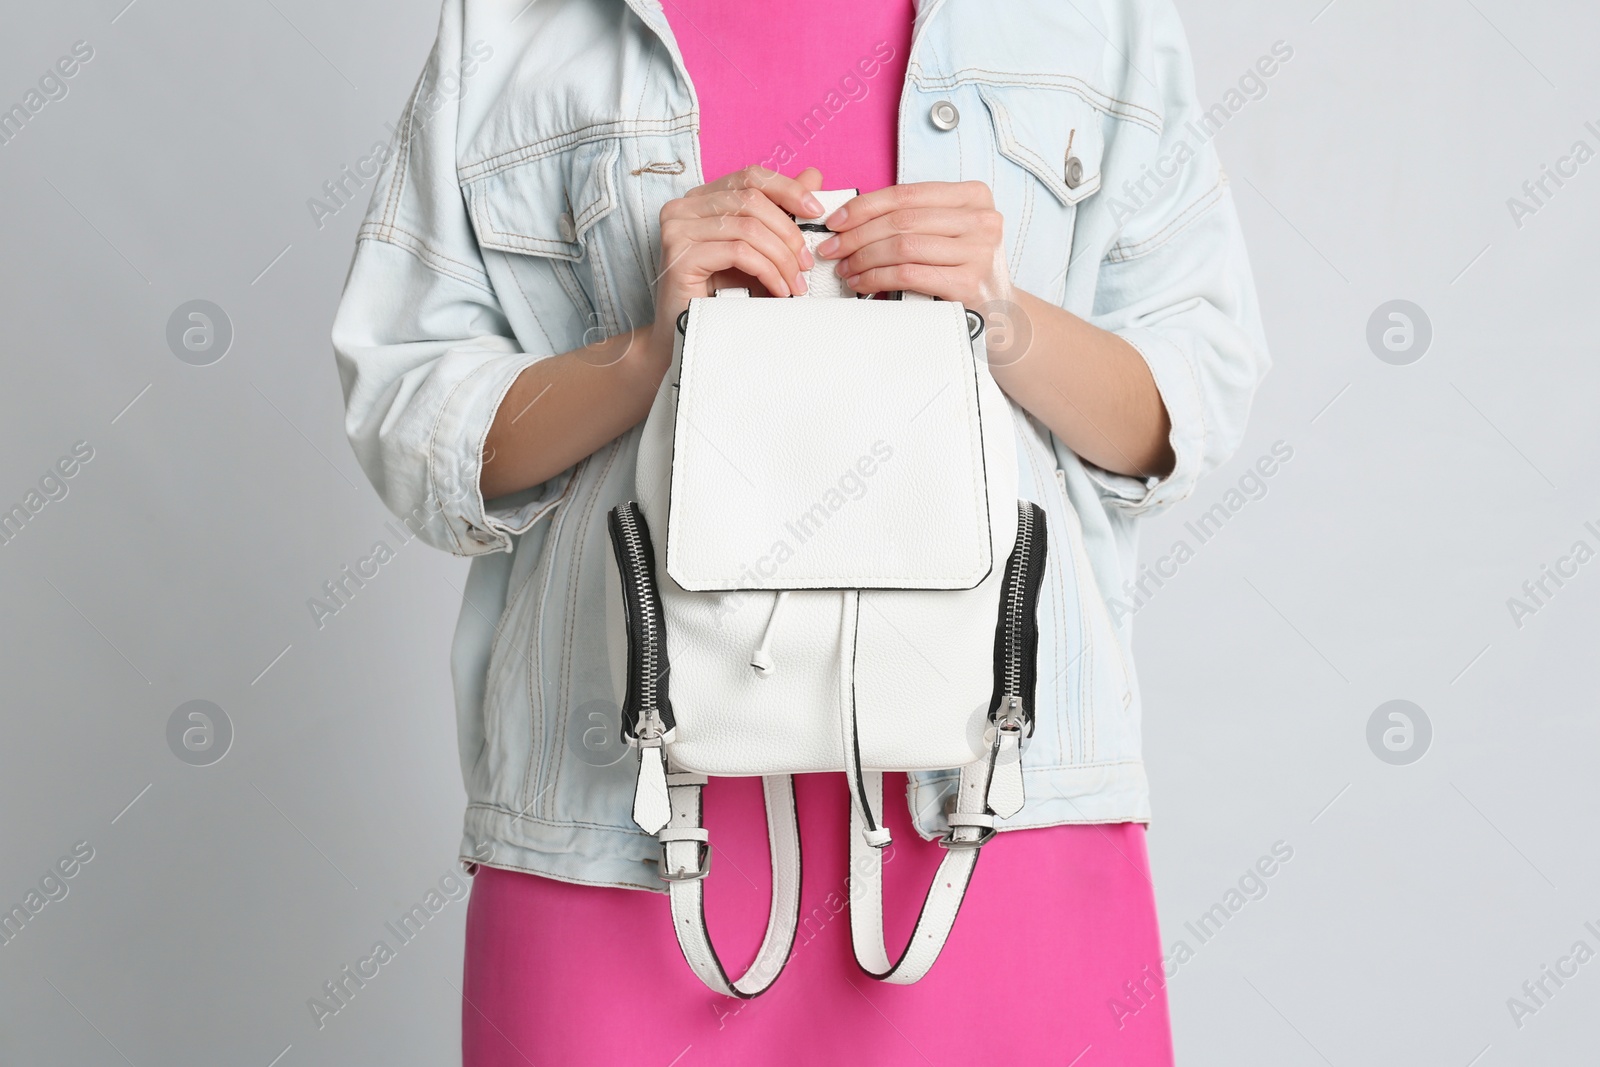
xmin=929 ymin=100 xmax=959 ymax=131
xmin=1064 ymin=156 xmax=1085 ymax=189
xmin=558 ymin=212 xmax=576 ymax=242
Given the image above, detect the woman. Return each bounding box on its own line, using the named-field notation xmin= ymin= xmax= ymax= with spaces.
xmin=332 ymin=0 xmax=1269 ymax=1062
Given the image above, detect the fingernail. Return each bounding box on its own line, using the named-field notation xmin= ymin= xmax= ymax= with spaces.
xmin=815 ymin=236 xmax=838 ymax=257
xmin=824 ymin=207 xmax=846 ymax=227
xmin=794 ymin=272 xmax=808 ymax=294
xmin=801 ymin=247 xmax=815 ymax=269
xmin=802 ymin=194 xmax=825 ymax=216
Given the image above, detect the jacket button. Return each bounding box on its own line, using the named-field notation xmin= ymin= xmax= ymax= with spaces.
xmin=1064 ymin=155 xmax=1085 ymax=189
xmin=929 ymin=100 xmax=959 ymax=131
xmin=557 ymin=212 xmax=576 ymax=242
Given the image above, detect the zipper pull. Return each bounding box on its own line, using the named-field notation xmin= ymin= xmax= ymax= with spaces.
xmin=986 ymin=696 xmax=1027 ymax=818
xmin=632 ymin=742 xmax=670 ymax=833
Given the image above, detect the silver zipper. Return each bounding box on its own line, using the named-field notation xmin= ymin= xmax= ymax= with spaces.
xmin=613 ymin=502 xmax=669 ymax=744
xmin=984 ymin=500 xmax=1047 ymax=820
xmin=996 ymin=501 xmax=1038 ymax=733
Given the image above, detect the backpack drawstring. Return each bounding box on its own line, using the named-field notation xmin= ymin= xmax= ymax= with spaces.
xmin=750 ymin=590 xmax=789 ymax=674
xmin=839 ymin=590 xmax=891 ymax=848
xmin=750 ymin=588 xmax=890 ymax=847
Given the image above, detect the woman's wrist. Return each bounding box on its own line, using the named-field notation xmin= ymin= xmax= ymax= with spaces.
xmin=984 ymin=288 xmax=1174 ymax=479
xmin=481 ymin=324 xmax=671 ymax=500
xmin=635 ymin=320 xmax=674 ymax=379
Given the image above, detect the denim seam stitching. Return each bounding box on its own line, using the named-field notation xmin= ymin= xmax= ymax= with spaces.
xmin=471 ymin=858 xmax=662 ymax=893
xmin=356 ymin=225 xmax=494 ymax=295
xmin=380 ymin=61 xmax=429 ymax=233
xmin=544 ymin=438 xmax=623 ymax=813
xmin=907 ymin=64 xmax=1163 ymax=132
xmin=459 ymin=116 xmax=698 ymax=182
xmin=1106 ymin=174 xmax=1228 ymax=262
xmin=428 ymin=357 xmax=512 ymax=557
xmin=500 ymin=250 xmax=559 ymax=355
xmin=467 ymin=800 xmax=659 ymax=837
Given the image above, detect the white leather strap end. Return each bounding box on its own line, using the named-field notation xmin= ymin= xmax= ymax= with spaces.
xmin=657 ymin=827 xmax=709 ymax=843
xmin=665 ymin=771 xmax=708 ymax=786
xmin=862 ymin=826 xmax=892 ymax=848
xmin=792 ymin=188 xmax=856 ymax=227
xmin=945 ymin=811 xmax=995 ymax=830
xmin=985 ymin=728 xmax=1026 ymax=819
xmin=793 ymin=188 xmax=858 ymax=299
xmin=632 ymin=745 xmax=670 ymax=834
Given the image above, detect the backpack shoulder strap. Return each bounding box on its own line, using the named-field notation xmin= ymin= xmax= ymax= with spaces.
xmin=659 ymin=771 xmax=802 ymax=998
xmin=847 ymin=762 xmax=999 ymax=984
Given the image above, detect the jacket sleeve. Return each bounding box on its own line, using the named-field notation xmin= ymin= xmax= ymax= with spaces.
xmin=1074 ymin=0 xmax=1272 ymax=519
xmin=330 ymin=0 xmax=570 ymax=557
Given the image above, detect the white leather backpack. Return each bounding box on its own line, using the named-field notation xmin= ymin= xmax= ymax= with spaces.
xmin=605 ymin=189 xmax=1047 ymax=997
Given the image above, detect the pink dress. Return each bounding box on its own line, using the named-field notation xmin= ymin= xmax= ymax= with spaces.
xmin=461 ymin=4 xmax=1175 ymax=1064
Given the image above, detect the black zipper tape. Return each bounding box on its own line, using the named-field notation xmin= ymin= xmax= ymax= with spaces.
xmin=988 ymin=500 xmax=1048 ymax=729
xmin=606 ymin=502 xmax=675 ymax=742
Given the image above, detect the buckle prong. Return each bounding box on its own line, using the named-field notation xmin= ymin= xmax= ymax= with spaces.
xmin=659 ymin=840 xmax=712 ymax=882
xmin=938 ymin=826 xmax=996 ymax=850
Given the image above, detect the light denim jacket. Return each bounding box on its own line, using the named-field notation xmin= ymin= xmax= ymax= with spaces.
xmin=331 ymin=0 xmax=1270 ymax=890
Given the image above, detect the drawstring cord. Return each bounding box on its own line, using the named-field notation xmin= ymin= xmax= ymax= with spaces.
xmin=750 ymin=590 xmax=789 ymax=674
xmin=749 ymin=587 xmax=891 ymax=848
xmin=839 ymin=590 xmax=891 ymax=848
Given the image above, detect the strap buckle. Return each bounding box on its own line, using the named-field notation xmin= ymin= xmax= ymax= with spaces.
xmin=938 ymin=803 xmax=997 ymax=850
xmin=937 ymin=826 xmax=996 ymax=850
xmin=659 ymin=840 xmax=712 ymax=882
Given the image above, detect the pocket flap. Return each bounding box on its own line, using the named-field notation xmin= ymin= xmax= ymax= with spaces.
xmin=666 ymin=298 xmax=994 ymax=591
xmin=977 ymin=84 xmax=1104 ymax=206
xmin=461 ymin=138 xmax=620 ymax=260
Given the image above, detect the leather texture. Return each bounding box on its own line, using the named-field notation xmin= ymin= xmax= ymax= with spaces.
xmin=668 ymin=296 xmax=995 ymax=591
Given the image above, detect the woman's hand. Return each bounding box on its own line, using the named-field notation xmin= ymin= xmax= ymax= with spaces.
xmin=485 ymin=165 xmax=829 ymax=500
xmin=648 ymin=165 xmax=827 ymax=362
xmin=814 ymin=181 xmax=1013 ymax=309
xmin=819 ymin=180 xmax=1175 ymax=479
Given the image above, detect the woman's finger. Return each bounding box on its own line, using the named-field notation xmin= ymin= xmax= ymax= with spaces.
xmin=823 ymin=180 xmax=992 ymax=232
xmin=816 ymin=206 xmax=995 ymax=262
xmin=834 ymin=232 xmax=975 ymax=282
xmin=662 ymin=214 xmax=803 ymax=297
xmin=690 ymin=164 xmax=827 ymax=221
xmin=674 ymin=233 xmax=800 ymax=300
xmin=842 ymin=261 xmax=968 ymax=301
xmin=665 ymin=187 xmax=814 ymax=272
xmin=675 ymin=212 xmax=806 ymax=294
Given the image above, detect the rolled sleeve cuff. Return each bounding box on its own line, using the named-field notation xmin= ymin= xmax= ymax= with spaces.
xmin=428 ymin=351 xmax=573 ymax=556
xmin=1083 ymin=326 xmax=1207 ymax=518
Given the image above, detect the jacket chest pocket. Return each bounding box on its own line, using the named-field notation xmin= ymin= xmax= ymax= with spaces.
xmin=977 ymin=85 xmax=1104 ymax=304
xmin=460 ymin=137 xmax=627 ymax=354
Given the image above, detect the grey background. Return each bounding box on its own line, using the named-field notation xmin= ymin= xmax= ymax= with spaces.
xmin=1 ymin=0 xmax=1595 ymax=1064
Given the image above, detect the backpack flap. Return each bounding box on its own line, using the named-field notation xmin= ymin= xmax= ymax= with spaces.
xmin=666 ymin=296 xmax=997 ymax=592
